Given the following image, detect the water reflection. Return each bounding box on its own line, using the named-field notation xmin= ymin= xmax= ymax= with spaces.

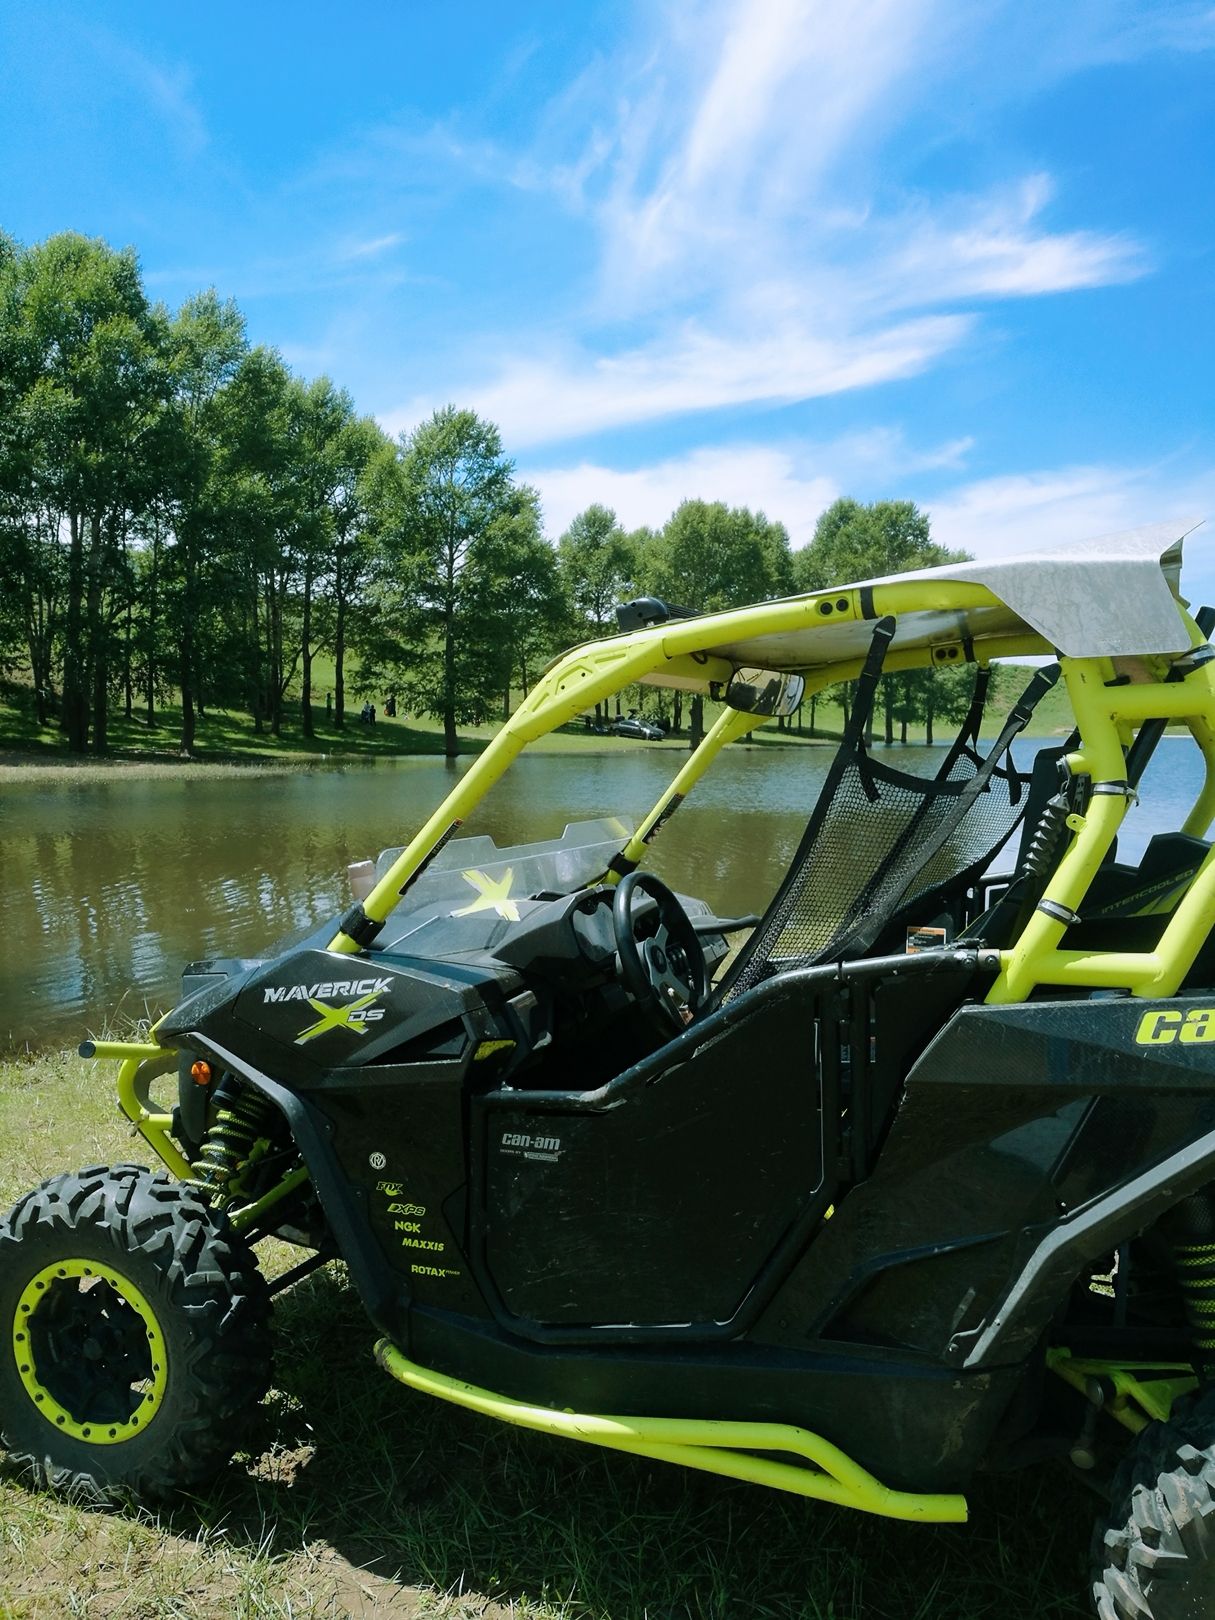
xmin=1 ymin=736 xmax=1206 ymax=1053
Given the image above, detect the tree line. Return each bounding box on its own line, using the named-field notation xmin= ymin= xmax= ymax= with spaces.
xmin=0 ymin=231 xmax=971 ymax=758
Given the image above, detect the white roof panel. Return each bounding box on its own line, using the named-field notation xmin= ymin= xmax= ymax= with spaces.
xmin=705 ymin=519 xmax=1201 ymax=670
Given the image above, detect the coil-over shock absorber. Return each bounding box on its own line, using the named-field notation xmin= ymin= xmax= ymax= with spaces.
xmin=1022 ymin=758 xmax=1083 ymax=878
xmin=190 ymin=1076 xmax=274 ymax=1208
xmin=1164 ymin=1191 xmax=1215 ymax=1383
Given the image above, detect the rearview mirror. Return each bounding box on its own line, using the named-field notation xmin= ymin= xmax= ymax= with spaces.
xmin=724 ymin=667 xmax=805 ymax=718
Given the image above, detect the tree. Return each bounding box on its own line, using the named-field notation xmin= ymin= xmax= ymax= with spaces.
xmin=796 ymin=498 xmax=972 ymax=744
xmin=0 ymin=236 xmax=65 ymax=723
xmin=466 ymin=486 xmax=566 ymax=720
xmin=0 ymin=233 xmax=28 ymax=680
xmin=283 ymin=375 xmax=362 ymax=740
xmin=643 ymin=500 xmax=792 ymax=614
xmin=212 ymin=346 xmax=307 ymax=739
xmin=5 ymin=234 xmax=169 ymax=752
xmin=796 ymin=497 xmax=935 ymax=589
xmin=376 ymin=407 xmax=520 ymax=757
xmin=162 ymin=291 xmax=249 ymax=754
xmin=644 ymin=501 xmax=793 ymax=743
xmin=326 ymin=417 xmax=396 ymax=729
xmin=556 ymin=505 xmax=636 ymax=638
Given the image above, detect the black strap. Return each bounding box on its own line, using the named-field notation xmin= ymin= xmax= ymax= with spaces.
xmin=834 ymin=661 xmax=1059 ymax=959
xmin=1005 ymin=662 xmax=1060 ymax=734
xmin=934 ymin=666 xmax=990 ymax=781
xmin=720 ymin=618 xmax=895 ymax=999
xmin=337 ymin=903 xmax=383 ymax=948
xmin=846 ymin=618 xmax=897 ymax=806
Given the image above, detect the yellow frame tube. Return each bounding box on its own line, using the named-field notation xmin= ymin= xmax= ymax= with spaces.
xmin=1173 ymin=607 xmax=1215 ymax=836
xmin=989 ymin=649 xmax=1215 ymax=1003
xmin=330 ymin=576 xmax=1051 ymax=953
xmin=229 ymin=1165 xmax=311 ymax=1233
xmin=1046 ymin=1348 xmax=1198 ymax=1434
xmin=90 ymin=1044 xmax=194 ymax=1181
xmin=1182 ymin=712 xmax=1215 ymax=838
xmin=615 ymin=706 xmax=764 ymax=873
xmin=1024 ymin=836 xmax=1215 ymax=996
xmin=374 ymin=1340 xmax=967 ymax=1523
xmin=86 ymin=1043 xmax=313 ymax=1207
xmin=988 ymin=659 xmax=1129 ymax=1004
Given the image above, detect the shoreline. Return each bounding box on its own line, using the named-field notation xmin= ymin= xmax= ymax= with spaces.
xmin=0 ymin=749 xmax=327 ymax=782
xmin=0 ymin=738 xmax=700 ymax=783
xmin=1 ymin=726 xmax=1079 ymax=783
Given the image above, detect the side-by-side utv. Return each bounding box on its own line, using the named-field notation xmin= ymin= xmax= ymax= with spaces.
xmin=5 ymin=521 xmax=1215 ymax=1618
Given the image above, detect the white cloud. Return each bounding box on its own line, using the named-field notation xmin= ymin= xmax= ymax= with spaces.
xmin=523 ymin=425 xmax=975 ymax=538
xmin=927 ymin=465 xmax=1215 ymax=571
xmin=523 ymin=442 xmax=1215 ymax=609
xmin=336 ymin=232 xmax=405 ymax=262
xmin=524 ymin=444 xmax=839 ymax=537
xmin=865 ymin=176 xmax=1147 ymax=310
xmin=384 ymin=313 xmax=971 ymax=447
xmin=587 ymin=0 xmax=1149 ymax=325
xmin=374 ymin=0 xmax=1150 ymax=450
xmin=89 ymin=33 xmax=208 ymax=157
xmin=597 ymin=0 xmax=940 ymax=300
xmin=840 ymin=427 xmax=976 ymax=474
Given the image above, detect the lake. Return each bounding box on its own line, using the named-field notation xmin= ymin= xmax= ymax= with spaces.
xmin=1 ymin=735 xmax=1207 ymax=1054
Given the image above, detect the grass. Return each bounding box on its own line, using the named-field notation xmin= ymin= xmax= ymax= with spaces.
xmin=1 ymin=652 xmax=1085 ymax=778
xmin=0 ymin=1050 xmax=1099 ymax=1620
xmin=0 ymin=684 xmax=701 ymax=773
xmin=0 ymin=685 xmax=484 ymax=768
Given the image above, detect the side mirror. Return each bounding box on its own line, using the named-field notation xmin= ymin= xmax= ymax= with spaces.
xmin=724 ymin=667 xmax=805 ymax=718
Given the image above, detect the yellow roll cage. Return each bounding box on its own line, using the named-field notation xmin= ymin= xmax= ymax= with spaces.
xmin=101 ymin=525 xmax=1214 ymax=1525
xmin=329 ymin=541 xmax=1215 ymax=1009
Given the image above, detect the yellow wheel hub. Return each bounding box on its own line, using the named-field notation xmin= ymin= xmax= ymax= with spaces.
xmin=12 ymin=1259 xmax=168 ymax=1445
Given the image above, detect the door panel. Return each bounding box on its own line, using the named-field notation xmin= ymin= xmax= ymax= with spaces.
xmin=479 ymin=993 xmax=826 ymax=1329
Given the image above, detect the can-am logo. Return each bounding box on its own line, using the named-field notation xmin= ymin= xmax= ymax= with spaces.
xmin=263 ymin=978 xmax=391 ymax=1004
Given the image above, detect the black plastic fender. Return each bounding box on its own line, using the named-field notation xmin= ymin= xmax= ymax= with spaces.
xmin=183 ymin=1032 xmax=404 ymax=1339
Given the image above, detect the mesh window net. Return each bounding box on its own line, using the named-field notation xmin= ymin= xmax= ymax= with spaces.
xmin=726 ymin=620 xmax=1057 ymax=998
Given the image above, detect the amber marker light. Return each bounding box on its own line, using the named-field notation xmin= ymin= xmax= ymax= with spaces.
xmin=190 ymin=1061 xmax=212 ymax=1086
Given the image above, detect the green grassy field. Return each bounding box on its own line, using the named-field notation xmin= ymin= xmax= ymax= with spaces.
xmin=0 ymin=663 xmax=1079 ymax=775
xmin=0 ymin=680 xmax=709 ymax=768
xmin=0 ymin=1049 xmax=1098 ymax=1620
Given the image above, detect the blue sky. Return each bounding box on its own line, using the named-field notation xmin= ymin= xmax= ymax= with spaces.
xmin=2 ymin=0 xmax=1214 ymax=583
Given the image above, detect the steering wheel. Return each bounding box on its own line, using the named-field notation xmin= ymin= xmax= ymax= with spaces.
xmin=612 ymin=871 xmax=707 ymax=1034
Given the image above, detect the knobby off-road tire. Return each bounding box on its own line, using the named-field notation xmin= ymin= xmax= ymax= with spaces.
xmin=1094 ymin=1388 xmax=1215 ymax=1619
xmin=0 ymin=1163 xmax=272 ymax=1503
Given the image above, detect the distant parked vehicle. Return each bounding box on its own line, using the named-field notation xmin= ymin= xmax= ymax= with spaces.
xmin=612 ymin=716 xmax=664 ymax=741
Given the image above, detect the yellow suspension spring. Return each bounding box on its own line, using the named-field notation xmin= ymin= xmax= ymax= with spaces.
xmin=1174 ymin=1242 xmax=1215 ymax=1381
xmin=190 ymin=1083 xmax=273 ymax=1206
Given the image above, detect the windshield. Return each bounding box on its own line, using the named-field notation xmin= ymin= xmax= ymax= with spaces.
xmin=374 ymin=816 xmax=633 ymax=923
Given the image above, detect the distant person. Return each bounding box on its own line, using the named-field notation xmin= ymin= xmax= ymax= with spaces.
xmin=385 ymin=694 xmax=397 ymax=718
xmin=370 ymin=704 xmax=377 ymax=724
